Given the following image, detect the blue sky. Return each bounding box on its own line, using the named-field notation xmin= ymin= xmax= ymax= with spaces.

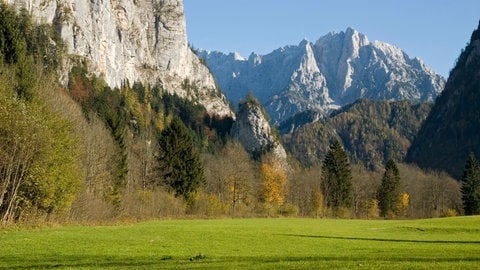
xmin=183 ymin=0 xmax=480 ymax=77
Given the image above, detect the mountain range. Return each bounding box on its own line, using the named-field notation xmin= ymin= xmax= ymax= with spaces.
xmin=198 ymin=28 xmax=445 ymax=124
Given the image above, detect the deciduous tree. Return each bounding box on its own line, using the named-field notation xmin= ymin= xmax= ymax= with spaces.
xmin=204 ymin=141 xmax=254 ymax=215
xmin=259 ymin=160 xmax=288 ymax=209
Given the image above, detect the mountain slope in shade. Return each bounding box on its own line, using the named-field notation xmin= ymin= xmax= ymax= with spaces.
xmin=407 ymin=22 xmax=480 ymax=179
xmin=198 ymin=28 xmax=445 ymax=123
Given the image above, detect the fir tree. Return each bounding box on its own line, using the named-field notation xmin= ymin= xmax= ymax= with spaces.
xmin=321 ymin=139 xmax=353 ymax=209
xmin=157 ymin=117 xmax=205 ymax=203
xmin=378 ymin=159 xmax=402 ymax=217
xmin=461 ymin=153 xmax=480 ymax=215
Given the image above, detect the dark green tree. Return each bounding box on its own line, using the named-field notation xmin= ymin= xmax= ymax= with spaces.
xmin=377 ymin=159 xmax=402 ymax=217
xmin=321 ymin=139 xmax=353 ymax=210
xmin=0 ymin=3 xmax=34 ymax=101
xmin=157 ymin=117 xmax=204 ymax=203
xmin=0 ymin=3 xmax=26 ymax=64
xmin=461 ymin=153 xmax=480 ymax=215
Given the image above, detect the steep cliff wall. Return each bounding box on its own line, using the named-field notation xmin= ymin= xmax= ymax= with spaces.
xmin=7 ymin=0 xmax=232 ymax=116
xmin=231 ymin=101 xmax=287 ymax=161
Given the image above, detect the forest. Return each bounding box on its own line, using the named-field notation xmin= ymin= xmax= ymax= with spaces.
xmin=0 ymin=4 xmax=470 ymax=225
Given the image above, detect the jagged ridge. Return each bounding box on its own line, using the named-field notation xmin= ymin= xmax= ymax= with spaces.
xmin=199 ymin=28 xmax=445 ymax=123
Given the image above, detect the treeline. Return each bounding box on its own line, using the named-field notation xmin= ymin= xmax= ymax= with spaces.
xmin=0 ymin=4 xmax=467 ymax=225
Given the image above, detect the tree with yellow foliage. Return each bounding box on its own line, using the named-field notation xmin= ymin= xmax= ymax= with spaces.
xmin=397 ymin=192 xmax=410 ymax=217
xmin=259 ymin=160 xmax=288 ymax=210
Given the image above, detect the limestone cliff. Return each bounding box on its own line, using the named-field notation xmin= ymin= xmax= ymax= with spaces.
xmin=231 ymin=100 xmax=287 ymax=161
xmin=7 ymin=0 xmax=232 ymax=116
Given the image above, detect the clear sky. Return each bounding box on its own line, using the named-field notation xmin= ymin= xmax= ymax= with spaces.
xmin=183 ymin=0 xmax=480 ymax=78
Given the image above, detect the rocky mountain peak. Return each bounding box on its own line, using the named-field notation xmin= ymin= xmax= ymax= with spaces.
xmin=297 ymin=39 xmax=319 ymax=75
xmin=199 ymin=28 xmax=445 ymax=124
xmin=248 ymin=52 xmax=262 ymax=66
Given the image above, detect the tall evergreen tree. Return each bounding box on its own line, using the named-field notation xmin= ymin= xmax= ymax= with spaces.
xmin=461 ymin=153 xmax=480 ymax=215
xmin=157 ymin=117 xmax=204 ymax=203
xmin=321 ymin=139 xmax=353 ymax=209
xmin=378 ymin=159 xmax=402 ymax=217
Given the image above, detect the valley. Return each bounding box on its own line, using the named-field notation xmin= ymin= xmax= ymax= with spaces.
xmin=0 ymin=0 xmax=478 ymax=228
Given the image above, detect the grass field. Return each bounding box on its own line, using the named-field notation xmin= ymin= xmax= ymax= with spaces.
xmin=0 ymin=217 xmax=479 ymax=269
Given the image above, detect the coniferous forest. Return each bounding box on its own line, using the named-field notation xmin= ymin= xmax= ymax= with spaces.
xmin=0 ymin=4 xmax=475 ymax=225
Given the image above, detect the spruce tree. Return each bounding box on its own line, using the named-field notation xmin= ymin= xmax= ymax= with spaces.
xmin=461 ymin=153 xmax=480 ymax=215
xmin=321 ymin=139 xmax=353 ymax=209
xmin=378 ymin=159 xmax=401 ymax=217
xmin=157 ymin=117 xmax=204 ymax=203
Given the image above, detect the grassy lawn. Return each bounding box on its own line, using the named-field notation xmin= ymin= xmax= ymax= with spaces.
xmin=0 ymin=216 xmax=479 ymax=269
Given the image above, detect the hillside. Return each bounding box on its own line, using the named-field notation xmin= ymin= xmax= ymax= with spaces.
xmin=199 ymin=28 xmax=445 ymax=123
xmin=283 ymin=99 xmax=431 ymax=170
xmin=407 ymin=21 xmax=480 ymax=179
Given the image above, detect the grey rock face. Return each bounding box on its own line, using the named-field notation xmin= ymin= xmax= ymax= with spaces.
xmin=8 ymin=0 xmax=232 ymax=116
xmin=199 ymin=28 xmax=445 ymax=123
xmin=231 ymin=101 xmax=286 ymax=160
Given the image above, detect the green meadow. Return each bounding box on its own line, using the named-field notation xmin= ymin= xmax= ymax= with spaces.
xmin=1 ymin=217 xmax=479 ymax=269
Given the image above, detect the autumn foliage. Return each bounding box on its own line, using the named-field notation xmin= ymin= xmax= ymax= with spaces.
xmin=259 ymin=161 xmax=288 ymax=208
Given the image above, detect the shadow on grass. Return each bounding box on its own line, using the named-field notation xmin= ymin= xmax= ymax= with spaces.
xmin=0 ymin=255 xmax=177 ymax=269
xmin=282 ymin=234 xmax=480 ymax=244
xmin=1 ymin=253 xmax=480 ymax=269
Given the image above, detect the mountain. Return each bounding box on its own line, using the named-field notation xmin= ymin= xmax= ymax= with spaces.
xmin=198 ymin=28 xmax=445 ymax=123
xmin=283 ymin=99 xmax=432 ymax=170
xmin=407 ymin=22 xmax=480 ymax=179
xmin=8 ymin=0 xmax=232 ymax=116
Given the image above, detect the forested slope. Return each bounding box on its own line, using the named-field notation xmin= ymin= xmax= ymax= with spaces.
xmin=407 ymin=22 xmax=480 ymax=179
xmin=283 ymin=99 xmax=431 ymax=170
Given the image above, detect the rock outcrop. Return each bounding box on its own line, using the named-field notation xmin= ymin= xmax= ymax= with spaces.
xmin=7 ymin=0 xmax=232 ymax=116
xmin=231 ymin=100 xmax=287 ymax=161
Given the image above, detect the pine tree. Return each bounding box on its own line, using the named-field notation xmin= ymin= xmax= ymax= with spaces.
xmin=157 ymin=117 xmax=204 ymax=203
xmin=461 ymin=153 xmax=480 ymax=215
xmin=321 ymin=139 xmax=353 ymax=210
xmin=377 ymin=159 xmax=402 ymax=217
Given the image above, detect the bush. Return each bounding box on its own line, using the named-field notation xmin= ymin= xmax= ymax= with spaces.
xmin=188 ymin=192 xmax=228 ymax=217
xmin=121 ymin=189 xmax=186 ymax=220
xmin=279 ymin=203 xmax=299 ymax=217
